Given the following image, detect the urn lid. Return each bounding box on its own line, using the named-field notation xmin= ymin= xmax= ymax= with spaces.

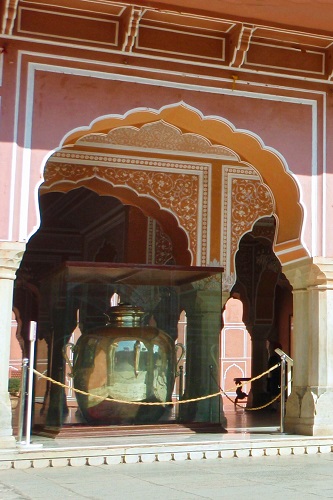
xmin=105 ymin=303 xmax=146 ymax=327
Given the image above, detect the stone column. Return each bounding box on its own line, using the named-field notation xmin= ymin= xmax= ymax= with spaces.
xmin=284 ymin=257 xmax=333 ymax=435
xmin=0 ymin=241 xmax=26 ymax=448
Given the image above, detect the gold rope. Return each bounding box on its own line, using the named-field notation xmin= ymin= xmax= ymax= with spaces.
xmin=31 ymin=362 xmax=281 ymax=410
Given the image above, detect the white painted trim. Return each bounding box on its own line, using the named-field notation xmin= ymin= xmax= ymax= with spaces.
xmin=311 ymin=102 xmax=318 ymax=256
xmin=205 ymin=164 xmax=212 ymax=266
xmin=322 ymin=93 xmax=327 ymax=257
xmin=18 ymin=62 xmax=34 ymax=241
xmin=0 ymin=50 xmax=3 ymax=87
xmin=7 ymin=52 xmax=22 ymax=241
xmin=275 ymin=244 xmax=307 ymax=256
xmin=50 ymin=151 xmax=209 ymax=171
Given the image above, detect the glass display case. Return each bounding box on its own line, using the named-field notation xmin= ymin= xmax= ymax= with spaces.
xmin=33 ymin=262 xmax=224 ymax=433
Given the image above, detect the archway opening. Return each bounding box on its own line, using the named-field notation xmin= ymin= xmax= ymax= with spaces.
xmin=232 ymin=216 xmax=293 ymax=410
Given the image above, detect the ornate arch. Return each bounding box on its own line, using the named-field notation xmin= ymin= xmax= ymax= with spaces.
xmin=42 ymin=102 xmax=307 ymax=267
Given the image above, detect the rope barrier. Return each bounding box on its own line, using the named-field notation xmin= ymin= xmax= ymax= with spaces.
xmin=31 ymin=362 xmax=282 ymax=410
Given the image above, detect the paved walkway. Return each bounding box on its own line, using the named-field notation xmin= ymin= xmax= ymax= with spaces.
xmin=0 ymin=451 xmax=333 ymax=499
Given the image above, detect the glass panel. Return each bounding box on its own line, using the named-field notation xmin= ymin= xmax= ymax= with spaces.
xmin=33 ymin=263 xmax=223 ymax=431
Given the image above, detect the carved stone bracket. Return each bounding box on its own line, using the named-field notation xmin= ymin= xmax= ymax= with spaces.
xmin=122 ymin=6 xmax=144 ymax=53
xmin=230 ymin=24 xmax=255 ymax=68
xmin=1 ymin=0 xmax=19 ymax=35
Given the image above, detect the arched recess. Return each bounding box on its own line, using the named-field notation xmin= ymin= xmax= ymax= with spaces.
xmin=57 ymin=102 xmax=306 ymax=265
xmin=40 ymin=177 xmax=191 ymax=266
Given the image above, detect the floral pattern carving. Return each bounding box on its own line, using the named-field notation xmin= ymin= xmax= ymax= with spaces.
xmin=231 ymin=178 xmax=274 ymax=257
xmin=222 ymin=165 xmax=274 ymax=276
xmin=78 ymin=120 xmax=237 ymax=159
xmin=147 ymin=218 xmax=173 ymax=265
xmin=44 ymin=154 xmax=209 ymax=264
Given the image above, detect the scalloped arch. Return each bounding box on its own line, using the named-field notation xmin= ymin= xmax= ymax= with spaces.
xmin=58 ymin=102 xmax=306 ymax=264
xmin=51 ymin=177 xmax=192 ymax=265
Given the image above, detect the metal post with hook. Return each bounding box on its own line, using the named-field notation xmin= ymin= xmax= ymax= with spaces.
xmin=274 ymin=348 xmax=293 ymax=434
xmin=17 ymin=358 xmax=28 ymax=444
xmin=17 ymin=322 xmax=43 ymax=449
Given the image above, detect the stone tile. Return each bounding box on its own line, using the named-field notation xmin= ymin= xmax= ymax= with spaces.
xmin=172 ymin=451 xmax=189 ymax=461
xmin=104 ymin=455 xmax=122 ymax=465
xmin=235 ymin=448 xmax=250 ymax=458
xmin=49 ymin=457 xmax=70 ymax=467
xmin=12 ymin=460 xmax=32 ymax=469
xmin=250 ymin=448 xmax=264 ymax=457
xmin=318 ymin=445 xmax=332 ymax=454
xmin=69 ymin=456 xmax=87 ymax=467
xmin=220 ymin=449 xmax=236 ymax=458
xmin=204 ymin=450 xmax=220 ymax=460
xmin=87 ymin=456 xmax=105 ymax=466
xmin=305 ymin=446 xmax=320 ymax=455
xmin=263 ymin=447 xmax=278 ymax=456
xmin=292 ymin=446 xmax=306 ymax=455
xmin=188 ymin=451 xmax=204 ymax=460
xmin=278 ymin=447 xmax=292 ymax=456
xmin=0 ymin=461 xmax=13 ymax=470
xmin=138 ymin=453 xmax=157 ymax=463
xmin=123 ymin=454 xmax=139 ymax=464
xmin=156 ymin=453 xmax=172 ymax=462
xmin=31 ymin=459 xmax=51 ymax=468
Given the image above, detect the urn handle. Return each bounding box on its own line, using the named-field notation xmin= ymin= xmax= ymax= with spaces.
xmin=62 ymin=343 xmax=76 ymax=378
xmin=175 ymin=342 xmax=186 ymax=377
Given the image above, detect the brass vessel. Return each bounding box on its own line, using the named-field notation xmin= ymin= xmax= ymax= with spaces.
xmin=63 ymin=304 xmax=185 ymax=424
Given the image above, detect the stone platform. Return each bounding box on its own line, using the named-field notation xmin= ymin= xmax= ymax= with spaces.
xmin=1 ymin=404 xmax=332 ymax=470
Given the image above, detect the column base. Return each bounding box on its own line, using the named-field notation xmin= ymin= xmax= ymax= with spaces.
xmin=0 ymin=392 xmax=16 ymax=449
xmin=0 ymin=436 xmax=16 ymax=448
xmin=285 ymin=387 xmax=333 ymax=436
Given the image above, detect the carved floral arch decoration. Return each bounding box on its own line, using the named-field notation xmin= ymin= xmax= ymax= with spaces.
xmin=41 ymin=102 xmax=307 ymax=266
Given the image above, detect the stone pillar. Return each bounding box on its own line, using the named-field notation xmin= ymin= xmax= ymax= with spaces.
xmin=0 ymin=241 xmax=26 ymax=448
xmin=284 ymin=257 xmax=333 ymax=435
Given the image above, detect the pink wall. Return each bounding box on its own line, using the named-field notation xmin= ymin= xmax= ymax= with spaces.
xmin=0 ymin=38 xmax=329 ymax=256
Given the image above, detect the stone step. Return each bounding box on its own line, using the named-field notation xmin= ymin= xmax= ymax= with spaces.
xmin=1 ymin=432 xmax=333 ymax=470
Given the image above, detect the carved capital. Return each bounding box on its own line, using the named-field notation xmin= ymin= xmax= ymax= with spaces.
xmin=0 ymin=241 xmax=26 ymax=280
xmin=283 ymin=257 xmax=333 ymax=290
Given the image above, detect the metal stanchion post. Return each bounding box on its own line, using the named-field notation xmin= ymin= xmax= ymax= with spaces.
xmin=17 ymin=321 xmax=43 ymax=450
xmin=274 ymin=348 xmax=293 ymax=434
xmin=280 ymin=354 xmax=286 ymax=433
xmin=17 ymin=358 xmax=28 ymax=444
xmin=178 ymin=365 xmax=184 ymax=422
xmin=179 ymin=365 xmax=184 ymax=400
xmin=25 ymin=321 xmax=36 ymax=446
xmin=209 ymin=365 xmax=213 ymax=421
